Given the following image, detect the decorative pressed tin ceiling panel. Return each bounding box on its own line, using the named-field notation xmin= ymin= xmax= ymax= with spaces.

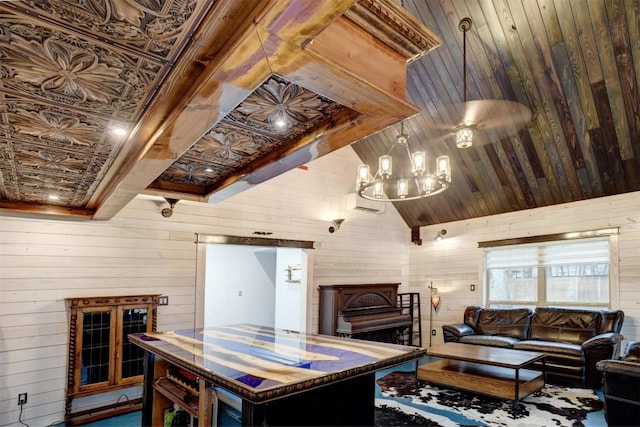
xmin=0 ymin=0 xmax=215 ymax=208
xmin=152 ymin=75 xmax=345 ymax=191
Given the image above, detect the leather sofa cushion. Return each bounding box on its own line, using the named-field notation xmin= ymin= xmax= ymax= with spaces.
xmin=459 ymin=335 xmax=519 ymax=348
xmin=546 ymin=364 xmax=584 ymax=377
xmin=514 ymin=340 xmax=583 ymax=357
xmin=529 ymin=307 xmax=599 ymax=344
xmin=598 ymin=310 xmax=624 ymax=334
xmin=463 ymin=306 xmax=482 ymax=328
xmin=476 ymin=308 xmax=531 ymax=339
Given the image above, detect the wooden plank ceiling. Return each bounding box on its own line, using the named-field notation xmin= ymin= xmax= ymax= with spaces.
xmin=0 ymin=0 xmax=638 ymax=229
xmin=353 ymin=0 xmax=640 ymax=227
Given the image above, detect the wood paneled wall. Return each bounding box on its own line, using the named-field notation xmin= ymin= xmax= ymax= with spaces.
xmin=409 ymin=191 xmax=640 ymax=348
xmin=0 ymin=147 xmax=411 ymax=426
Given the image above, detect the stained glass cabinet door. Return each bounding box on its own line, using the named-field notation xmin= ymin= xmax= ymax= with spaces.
xmin=65 ymin=295 xmax=158 ymax=425
xmin=77 ymin=306 xmax=116 ymax=392
xmin=117 ymin=305 xmax=150 ymax=383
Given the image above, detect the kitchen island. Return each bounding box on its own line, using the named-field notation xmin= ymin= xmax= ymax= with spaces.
xmin=129 ymin=324 xmax=425 ymax=426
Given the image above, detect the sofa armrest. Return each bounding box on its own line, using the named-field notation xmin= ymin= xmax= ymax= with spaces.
xmin=582 ymin=332 xmax=625 ymax=388
xmin=596 ymin=360 xmax=640 ymax=378
xmin=623 ymin=341 xmax=640 ymax=362
xmin=582 ymin=332 xmax=624 ymax=350
xmin=442 ymin=323 xmax=475 ymax=342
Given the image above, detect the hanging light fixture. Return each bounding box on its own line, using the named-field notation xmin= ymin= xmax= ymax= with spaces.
xmin=453 ymin=17 xmax=531 ymax=149
xmin=356 ymin=122 xmax=451 ymax=202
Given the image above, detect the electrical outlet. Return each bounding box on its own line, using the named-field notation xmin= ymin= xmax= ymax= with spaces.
xmin=158 ymin=296 xmax=169 ymax=306
xmin=18 ymin=393 xmax=27 ymax=406
xmin=431 ymin=329 xmax=436 ymax=336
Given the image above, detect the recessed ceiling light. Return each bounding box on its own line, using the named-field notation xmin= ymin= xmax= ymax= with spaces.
xmin=274 ymin=119 xmax=286 ymax=128
xmin=111 ymin=127 xmax=127 ymax=136
xmin=205 ymin=167 xmax=213 ymax=173
xmin=48 ymin=194 xmax=60 ymax=201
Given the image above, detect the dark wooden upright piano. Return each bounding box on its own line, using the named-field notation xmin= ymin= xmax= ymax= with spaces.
xmin=319 ymin=283 xmax=412 ymax=344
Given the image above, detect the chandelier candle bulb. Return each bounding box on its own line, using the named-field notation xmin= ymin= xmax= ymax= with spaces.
xmin=373 ymin=181 xmax=384 ymax=198
xmin=412 ymin=151 xmax=426 ymax=175
xmin=437 ymin=156 xmax=451 ymax=180
xmin=398 ymin=179 xmax=409 ymax=198
xmin=423 ymin=176 xmax=435 ymax=194
xmin=379 ymin=155 xmax=392 ymax=178
xmin=357 ymin=164 xmax=370 ymax=185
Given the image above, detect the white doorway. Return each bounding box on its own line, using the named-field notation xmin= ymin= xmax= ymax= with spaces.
xmin=196 ymin=235 xmax=313 ymax=333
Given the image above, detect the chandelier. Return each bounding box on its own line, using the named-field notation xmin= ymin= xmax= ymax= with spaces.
xmin=356 ymin=122 xmax=451 ymax=201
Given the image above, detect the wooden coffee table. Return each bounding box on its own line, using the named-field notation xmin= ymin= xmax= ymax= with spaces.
xmin=417 ymin=342 xmax=545 ymax=408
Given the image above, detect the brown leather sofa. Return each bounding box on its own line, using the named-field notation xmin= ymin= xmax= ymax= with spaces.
xmin=442 ymin=306 xmax=624 ymax=388
xmin=596 ymin=341 xmax=640 ymax=426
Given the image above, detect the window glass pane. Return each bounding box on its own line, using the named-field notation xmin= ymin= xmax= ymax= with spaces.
xmin=485 ymin=247 xmax=538 ymax=269
xmin=541 ymin=241 xmax=610 ymax=266
xmin=490 ymin=304 xmax=536 ymax=310
xmin=488 ymin=268 xmax=537 ymax=302
xmin=546 ymin=264 xmax=609 ymax=303
xmin=121 ymin=308 xmax=148 ymax=379
xmin=81 ymin=311 xmax=111 ymax=385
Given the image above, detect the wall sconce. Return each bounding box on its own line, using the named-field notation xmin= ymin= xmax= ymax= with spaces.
xmin=161 ymin=198 xmax=179 ymax=218
xmin=328 ymin=219 xmax=344 ymax=233
xmin=434 ymin=229 xmax=447 ymax=241
xmin=284 ymin=264 xmax=301 ymax=283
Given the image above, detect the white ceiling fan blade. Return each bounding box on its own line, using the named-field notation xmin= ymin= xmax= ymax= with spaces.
xmin=461 ymin=100 xmax=531 ymax=130
xmin=459 ymin=100 xmax=486 ymax=127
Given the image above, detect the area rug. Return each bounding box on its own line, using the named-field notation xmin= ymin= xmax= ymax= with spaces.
xmin=374 ymin=370 xmax=605 ymax=427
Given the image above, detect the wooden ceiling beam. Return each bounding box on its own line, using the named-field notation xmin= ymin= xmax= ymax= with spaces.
xmin=0 ymin=200 xmax=95 ymax=220
xmin=90 ymin=0 xmax=357 ymax=219
xmin=91 ymin=0 xmax=439 ymax=219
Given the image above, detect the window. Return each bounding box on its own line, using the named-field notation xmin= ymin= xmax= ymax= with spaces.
xmin=483 ymin=234 xmax=616 ymax=309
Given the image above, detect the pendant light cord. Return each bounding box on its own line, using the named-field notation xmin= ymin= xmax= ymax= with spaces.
xmin=459 ymin=18 xmax=472 ymax=104
xmin=255 ymin=21 xmax=274 ymax=75
xmin=462 ymin=24 xmax=467 ymax=103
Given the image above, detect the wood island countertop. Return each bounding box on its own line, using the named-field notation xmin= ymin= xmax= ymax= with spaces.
xmin=129 ymin=324 xmax=425 ymax=404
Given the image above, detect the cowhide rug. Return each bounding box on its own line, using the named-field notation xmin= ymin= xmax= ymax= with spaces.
xmin=375 ymin=371 xmax=604 ymax=427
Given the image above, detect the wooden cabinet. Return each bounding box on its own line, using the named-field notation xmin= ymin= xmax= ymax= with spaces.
xmin=145 ymin=357 xmax=211 ymax=426
xmin=65 ymin=295 xmax=158 ymax=425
